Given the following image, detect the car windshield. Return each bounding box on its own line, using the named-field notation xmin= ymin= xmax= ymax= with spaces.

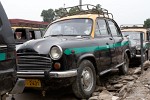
xmin=122 ymin=31 xmax=144 ymax=40
xmin=44 ymin=18 xmax=93 ymax=37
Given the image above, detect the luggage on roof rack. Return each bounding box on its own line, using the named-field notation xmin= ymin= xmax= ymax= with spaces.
xmin=54 ymin=4 xmax=113 ymax=19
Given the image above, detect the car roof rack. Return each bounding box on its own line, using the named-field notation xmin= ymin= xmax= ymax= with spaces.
xmin=54 ymin=4 xmax=113 ymax=19
xmin=120 ymin=24 xmax=144 ymax=29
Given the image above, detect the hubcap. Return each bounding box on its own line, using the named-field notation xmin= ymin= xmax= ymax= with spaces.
xmin=81 ymin=67 xmax=94 ymax=92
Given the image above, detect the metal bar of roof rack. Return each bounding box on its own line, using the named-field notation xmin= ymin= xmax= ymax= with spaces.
xmin=53 ymin=4 xmax=113 ymax=19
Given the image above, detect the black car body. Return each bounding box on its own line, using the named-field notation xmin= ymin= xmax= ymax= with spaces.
xmin=121 ymin=24 xmax=150 ymax=61
xmin=17 ymin=5 xmax=131 ymax=99
xmin=0 ymin=2 xmax=25 ymax=99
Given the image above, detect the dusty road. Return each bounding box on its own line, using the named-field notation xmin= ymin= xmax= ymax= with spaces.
xmin=6 ymin=87 xmax=78 ymax=100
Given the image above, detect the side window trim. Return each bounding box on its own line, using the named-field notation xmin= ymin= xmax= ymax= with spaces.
xmin=0 ymin=17 xmax=2 ymax=31
xmin=106 ymin=19 xmax=122 ymax=37
xmin=95 ymin=18 xmax=110 ymax=37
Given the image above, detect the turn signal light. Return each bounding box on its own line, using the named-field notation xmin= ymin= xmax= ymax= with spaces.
xmin=54 ymin=62 xmax=61 ymax=70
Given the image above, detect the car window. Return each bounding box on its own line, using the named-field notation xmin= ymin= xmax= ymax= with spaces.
xmin=108 ymin=20 xmax=119 ymax=36
xmin=122 ymin=31 xmax=144 ymax=40
xmin=95 ymin=19 xmax=109 ymax=36
xmin=14 ymin=29 xmax=27 ymax=40
xmin=34 ymin=31 xmax=42 ymax=39
xmin=44 ymin=18 xmax=93 ymax=37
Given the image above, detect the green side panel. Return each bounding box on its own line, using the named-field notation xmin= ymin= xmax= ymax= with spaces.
xmin=0 ymin=53 xmax=6 ymax=61
xmin=64 ymin=41 xmax=129 ymax=55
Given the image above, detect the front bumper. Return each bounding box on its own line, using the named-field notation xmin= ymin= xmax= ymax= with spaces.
xmin=17 ymin=70 xmax=77 ymax=78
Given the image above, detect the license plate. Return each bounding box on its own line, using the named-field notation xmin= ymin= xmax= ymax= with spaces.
xmin=25 ymin=79 xmax=41 ymax=88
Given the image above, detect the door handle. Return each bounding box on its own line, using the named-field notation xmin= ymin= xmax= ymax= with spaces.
xmin=109 ymin=37 xmax=113 ymax=40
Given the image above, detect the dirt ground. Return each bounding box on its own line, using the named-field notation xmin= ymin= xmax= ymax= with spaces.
xmin=124 ymin=63 xmax=150 ymax=100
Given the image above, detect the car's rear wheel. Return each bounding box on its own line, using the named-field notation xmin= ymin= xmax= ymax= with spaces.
xmin=119 ymin=53 xmax=129 ymax=75
xmin=72 ymin=60 xmax=96 ymax=99
xmin=144 ymin=52 xmax=148 ymax=61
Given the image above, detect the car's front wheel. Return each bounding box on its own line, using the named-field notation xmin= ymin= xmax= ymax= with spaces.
xmin=72 ymin=60 xmax=96 ymax=99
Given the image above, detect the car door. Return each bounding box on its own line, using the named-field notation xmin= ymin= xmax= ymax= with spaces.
xmin=95 ymin=18 xmax=115 ymax=74
xmin=107 ymin=19 xmax=124 ymax=65
xmin=0 ymin=2 xmax=16 ymax=94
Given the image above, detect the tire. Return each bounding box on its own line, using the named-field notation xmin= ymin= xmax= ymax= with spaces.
xmin=119 ymin=53 xmax=129 ymax=75
xmin=144 ymin=52 xmax=148 ymax=61
xmin=72 ymin=60 xmax=96 ymax=99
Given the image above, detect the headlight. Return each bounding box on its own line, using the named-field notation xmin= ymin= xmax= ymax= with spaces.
xmin=50 ymin=45 xmax=63 ymax=60
xmin=135 ymin=45 xmax=141 ymax=50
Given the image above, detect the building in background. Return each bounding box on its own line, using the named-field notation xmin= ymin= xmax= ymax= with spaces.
xmin=9 ymin=19 xmax=49 ymax=28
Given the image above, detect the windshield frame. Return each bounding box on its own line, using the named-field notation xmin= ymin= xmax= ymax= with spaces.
xmin=44 ymin=18 xmax=93 ymax=38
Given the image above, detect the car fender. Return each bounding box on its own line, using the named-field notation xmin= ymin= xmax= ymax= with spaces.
xmin=77 ymin=53 xmax=98 ymax=73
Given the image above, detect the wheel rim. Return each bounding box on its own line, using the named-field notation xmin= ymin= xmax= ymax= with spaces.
xmin=123 ymin=55 xmax=128 ymax=72
xmin=81 ymin=67 xmax=94 ymax=92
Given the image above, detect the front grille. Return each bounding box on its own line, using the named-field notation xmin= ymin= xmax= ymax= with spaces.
xmin=17 ymin=53 xmax=52 ymax=71
xmin=136 ymin=50 xmax=141 ymax=55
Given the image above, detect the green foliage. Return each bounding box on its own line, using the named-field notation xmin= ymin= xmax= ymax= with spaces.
xmin=144 ymin=18 xmax=150 ymax=28
xmin=69 ymin=7 xmax=80 ymax=15
xmin=55 ymin=8 xmax=68 ymax=18
xmin=41 ymin=9 xmax=54 ymax=22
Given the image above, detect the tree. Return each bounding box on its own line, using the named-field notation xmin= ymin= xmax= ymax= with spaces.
xmin=69 ymin=7 xmax=80 ymax=15
xmin=55 ymin=8 xmax=68 ymax=18
xmin=144 ymin=18 xmax=150 ymax=28
xmin=41 ymin=9 xmax=55 ymax=22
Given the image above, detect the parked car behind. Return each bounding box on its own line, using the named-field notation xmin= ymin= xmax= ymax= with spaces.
xmin=17 ymin=4 xmax=131 ymax=99
xmin=12 ymin=27 xmax=44 ymax=50
xmin=121 ymin=24 xmax=150 ymax=61
xmin=0 ymin=2 xmax=24 ymax=100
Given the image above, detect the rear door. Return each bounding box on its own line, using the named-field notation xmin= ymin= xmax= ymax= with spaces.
xmin=107 ymin=19 xmax=124 ymax=65
xmin=95 ymin=18 xmax=115 ymax=73
xmin=0 ymin=2 xmax=16 ymax=94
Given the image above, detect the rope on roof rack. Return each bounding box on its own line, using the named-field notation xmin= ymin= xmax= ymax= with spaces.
xmin=54 ymin=4 xmax=114 ymax=19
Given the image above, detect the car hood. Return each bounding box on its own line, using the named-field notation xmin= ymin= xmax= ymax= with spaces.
xmin=17 ymin=36 xmax=88 ymax=54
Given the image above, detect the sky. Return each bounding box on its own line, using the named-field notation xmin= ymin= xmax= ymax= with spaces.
xmin=1 ymin=0 xmax=150 ymax=25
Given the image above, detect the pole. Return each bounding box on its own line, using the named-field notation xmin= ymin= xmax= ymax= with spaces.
xmin=79 ymin=0 xmax=82 ymax=10
xmin=140 ymin=32 xmax=144 ymax=74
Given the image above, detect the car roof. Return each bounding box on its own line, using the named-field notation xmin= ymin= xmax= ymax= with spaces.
xmin=12 ymin=27 xmax=43 ymax=30
xmin=52 ymin=14 xmax=110 ymax=23
xmin=121 ymin=28 xmax=148 ymax=34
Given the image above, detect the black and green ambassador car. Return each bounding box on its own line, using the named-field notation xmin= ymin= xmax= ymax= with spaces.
xmin=17 ymin=5 xmax=131 ymax=99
